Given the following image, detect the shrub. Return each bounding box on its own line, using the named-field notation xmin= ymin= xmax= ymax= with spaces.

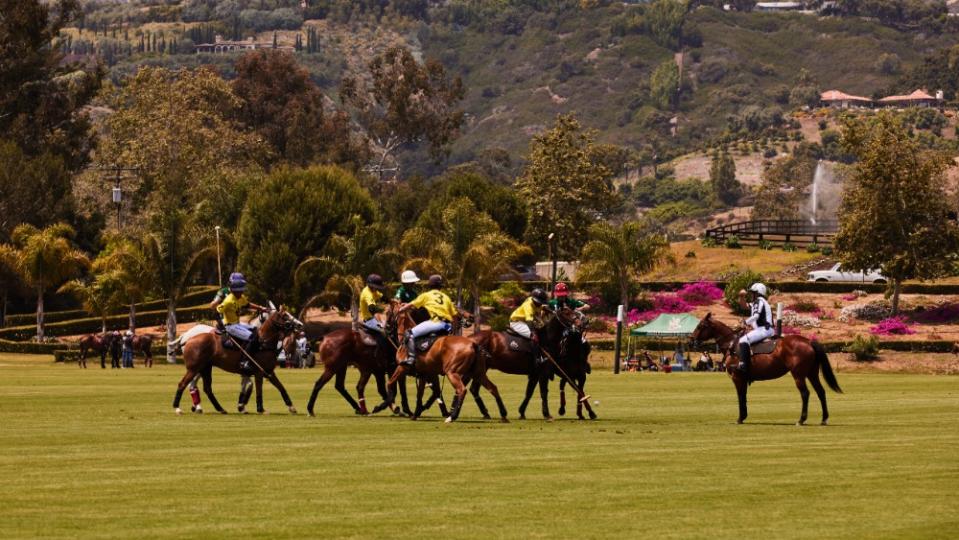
xmin=912 ymin=302 xmax=959 ymax=324
xmin=758 ymin=239 xmax=772 ymax=250
xmin=762 ymin=147 xmax=777 ymax=158
xmin=677 ymin=281 xmax=724 ymax=305
xmin=724 ymin=270 xmax=764 ymax=315
xmin=840 ymin=300 xmax=893 ymax=323
xmin=869 ymin=316 xmax=916 ymax=336
xmin=489 ymin=281 xmax=526 ymax=311
xmin=818 ymin=119 xmax=828 ymax=130
xmin=782 ymin=309 xmax=822 ymax=328
xmin=821 ymin=246 xmax=834 ymax=256
xmin=685 ymin=250 xmax=696 ymax=258
xmin=782 ymin=242 xmax=797 ymax=252
xmin=725 ymin=235 xmax=742 ymax=249
xmin=790 ymin=298 xmax=821 ymax=313
xmin=486 ymin=313 xmax=510 ymax=332
xmin=845 ymin=335 xmax=880 ymax=361
xmin=701 ymin=236 xmax=718 ymax=247
xmin=806 ymin=243 xmax=821 ymax=253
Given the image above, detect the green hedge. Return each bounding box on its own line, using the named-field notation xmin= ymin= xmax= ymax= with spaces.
xmin=0 ymin=305 xmax=212 ymax=341
xmin=0 ymin=339 xmax=74 ymax=354
xmin=495 ymin=280 xmax=959 ymax=296
xmin=3 ymin=287 xmax=218 ymax=328
xmin=54 ymin=343 xmax=171 ymax=363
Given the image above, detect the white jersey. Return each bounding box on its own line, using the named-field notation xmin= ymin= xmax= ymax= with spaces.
xmin=745 ymin=297 xmax=773 ymax=330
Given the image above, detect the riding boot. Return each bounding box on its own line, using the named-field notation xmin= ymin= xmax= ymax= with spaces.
xmin=737 ymin=342 xmax=751 ymax=374
xmin=402 ymin=332 xmax=416 ymax=368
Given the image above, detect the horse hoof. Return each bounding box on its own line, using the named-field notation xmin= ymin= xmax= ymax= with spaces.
xmin=545 ymin=416 xmax=554 ymax=422
xmin=558 ymin=408 xmax=566 ymax=416
xmin=308 ymin=410 xmax=315 ymax=417
xmin=259 ymin=410 xmax=268 ymax=415
xmin=219 ymin=410 xmax=227 ymax=415
xmin=194 ymin=406 xmax=203 ymax=414
xmin=797 ymin=420 xmax=806 ymax=426
xmin=821 ymin=420 xmax=828 ymax=426
xmin=518 ymin=414 xmax=526 ymax=420
xmin=288 ymin=406 xmax=297 ymax=415
xmin=737 ymin=419 xmax=745 ymax=424
xmin=174 ymin=408 xmax=182 ymax=415
xmin=409 ymin=415 xmax=418 ymax=421
xmin=444 ymin=417 xmax=454 ymax=424
xmin=482 ymin=415 xmax=492 ymax=420
xmin=589 ymin=412 xmax=598 ymax=420
xmin=500 ymin=418 xmax=510 ymax=424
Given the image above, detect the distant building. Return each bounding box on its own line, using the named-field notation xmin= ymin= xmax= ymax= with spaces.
xmin=878 ymin=89 xmax=939 ymax=108
xmin=755 ymin=2 xmax=804 ymax=11
xmin=195 ymin=35 xmax=293 ymax=54
xmin=820 ymin=90 xmax=873 ymax=109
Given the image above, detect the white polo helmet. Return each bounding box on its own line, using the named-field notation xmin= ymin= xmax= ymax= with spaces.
xmin=749 ymin=283 xmax=768 ymax=297
xmin=400 ymin=270 xmax=420 ymax=284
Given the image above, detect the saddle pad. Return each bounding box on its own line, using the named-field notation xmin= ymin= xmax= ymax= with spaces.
xmin=751 ymin=339 xmax=779 ymax=355
xmin=500 ymin=332 xmax=533 ymax=354
xmin=358 ymin=329 xmax=378 ymax=347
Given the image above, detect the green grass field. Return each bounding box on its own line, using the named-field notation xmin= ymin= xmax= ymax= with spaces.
xmin=1 ymin=354 xmax=957 ymax=539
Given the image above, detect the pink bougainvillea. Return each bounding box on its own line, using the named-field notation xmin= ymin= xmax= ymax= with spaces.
xmin=869 ymin=317 xmax=916 ymax=336
xmin=676 ymin=281 xmax=724 ymax=306
xmin=628 ymin=293 xmax=694 ymax=324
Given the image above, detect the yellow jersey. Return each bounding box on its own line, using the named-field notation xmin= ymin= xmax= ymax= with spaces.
xmin=410 ymin=290 xmax=457 ymax=322
xmin=359 ymin=286 xmax=384 ymax=321
xmin=510 ymin=297 xmax=540 ymax=322
xmin=216 ymin=293 xmax=249 ymax=325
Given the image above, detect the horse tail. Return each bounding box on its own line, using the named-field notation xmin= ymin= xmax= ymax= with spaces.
xmin=469 ymin=342 xmax=485 ymax=379
xmin=813 ymin=340 xmax=842 ymax=393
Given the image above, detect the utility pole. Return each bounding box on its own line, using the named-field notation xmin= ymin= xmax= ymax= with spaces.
xmin=98 ymin=166 xmax=140 ymax=232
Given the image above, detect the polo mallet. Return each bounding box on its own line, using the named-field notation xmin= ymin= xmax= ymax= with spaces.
xmin=540 ymin=348 xmax=591 ymax=403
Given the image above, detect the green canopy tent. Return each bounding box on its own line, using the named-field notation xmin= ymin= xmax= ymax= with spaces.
xmin=627 ymin=313 xmax=700 ymax=370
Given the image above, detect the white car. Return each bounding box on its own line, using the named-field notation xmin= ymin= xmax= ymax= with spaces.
xmin=807 ymin=263 xmax=887 ymax=284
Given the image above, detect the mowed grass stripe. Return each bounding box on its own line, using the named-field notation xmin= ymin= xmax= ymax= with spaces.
xmin=0 ymin=354 xmax=956 ymax=539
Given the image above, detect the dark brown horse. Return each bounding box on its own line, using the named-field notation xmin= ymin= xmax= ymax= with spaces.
xmin=78 ymin=333 xmax=111 ymax=368
xmin=386 ymin=310 xmax=507 ymax=423
xmin=469 ymin=308 xmax=595 ymax=420
xmin=691 ymin=313 xmax=842 ymax=425
xmin=172 ymin=309 xmax=300 ymax=415
xmin=306 ymin=302 xmax=414 ymax=417
xmin=555 ymin=311 xmax=597 ymax=420
xmin=132 ymin=334 xmax=154 ymax=367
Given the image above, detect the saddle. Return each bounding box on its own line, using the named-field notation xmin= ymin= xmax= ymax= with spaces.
xmin=502 ymin=329 xmax=534 ymax=354
xmin=413 ymin=331 xmax=448 ymax=355
xmin=222 ymin=334 xmax=258 ymax=352
xmin=749 ymin=337 xmax=779 ymax=356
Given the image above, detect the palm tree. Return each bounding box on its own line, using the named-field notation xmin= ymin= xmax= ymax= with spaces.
xmin=58 ymin=277 xmax=123 ymax=334
xmin=577 ymin=220 xmax=673 ymax=313
xmin=11 ymin=223 xmax=90 ymax=340
xmin=460 ymin=232 xmax=532 ymax=334
xmin=140 ymin=210 xmax=215 ymax=362
xmin=294 ymin=215 xmax=400 ymax=329
xmin=400 ymin=198 xmax=504 ymax=307
xmin=400 ymin=198 xmax=532 ymax=333
xmin=0 ymin=243 xmax=22 ymax=328
xmin=94 ymin=236 xmax=157 ymax=331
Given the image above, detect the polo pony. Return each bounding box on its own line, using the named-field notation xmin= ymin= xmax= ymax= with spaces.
xmin=691 ymin=312 xmax=842 ymax=425
xmin=172 ymin=306 xmax=300 ymax=415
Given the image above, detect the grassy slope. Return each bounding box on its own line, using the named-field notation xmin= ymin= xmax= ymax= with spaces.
xmin=647 ymin=240 xmax=821 ymax=280
xmin=426 ymin=7 xmax=959 ymax=165
xmin=0 ymin=354 xmax=956 ymax=538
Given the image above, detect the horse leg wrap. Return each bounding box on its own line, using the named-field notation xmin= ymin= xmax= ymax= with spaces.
xmin=189 ymin=387 xmax=201 ymax=407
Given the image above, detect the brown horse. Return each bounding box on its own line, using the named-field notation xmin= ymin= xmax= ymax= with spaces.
xmin=78 ymin=332 xmax=155 ymax=368
xmin=78 ymin=333 xmax=111 ymax=369
xmin=172 ymin=308 xmax=300 ymax=415
xmin=386 ymin=311 xmax=507 ymax=422
xmin=306 ymin=302 xmax=414 ymax=417
xmin=690 ymin=313 xmax=842 ymax=425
